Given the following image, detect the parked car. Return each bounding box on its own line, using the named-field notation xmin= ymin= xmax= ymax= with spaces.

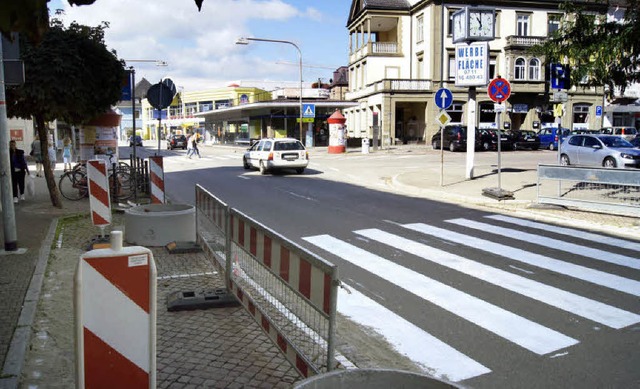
xmin=129 ymin=135 xmax=143 ymax=147
xmin=243 ymin=138 xmax=308 ymax=174
xmin=598 ymin=126 xmax=638 ymax=142
xmin=537 ymin=127 xmax=570 ymax=150
xmin=431 ymin=125 xmax=478 ymax=152
xmin=559 ymin=134 xmax=640 ymax=168
xmin=167 ymin=134 xmax=188 ymax=150
xmin=510 ymin=129 xmax=540 ymax=150
xmin=477 ymin=129 xmax=514 ymax=151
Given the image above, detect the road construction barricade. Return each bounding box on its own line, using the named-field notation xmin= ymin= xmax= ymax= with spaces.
xmin=537 ymin=164 xmax=640 ymax=217
xmin=195 ymin=184 xmax=339 ymax=378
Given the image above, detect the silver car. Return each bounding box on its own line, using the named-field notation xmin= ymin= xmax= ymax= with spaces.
xmin=243 ymin=138 xmax=309 ymax=174
xmin=560 ymin=134 xmax=640 ymax=168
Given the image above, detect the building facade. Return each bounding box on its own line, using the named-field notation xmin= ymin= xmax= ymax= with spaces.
xmin=344 ymin=0 xmax=608 ymax=145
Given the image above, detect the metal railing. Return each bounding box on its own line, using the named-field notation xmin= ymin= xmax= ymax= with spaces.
xmin=195 ymin=185 xmax=339 ymax=378
xmin=537 ymin=164 xmax=640 ymax=217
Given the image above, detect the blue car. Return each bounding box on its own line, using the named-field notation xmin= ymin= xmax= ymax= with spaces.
xmin=129 ymin=135 xmax=143 ymax=147
xmin=537 ymin=127 xmax=570 ymax=150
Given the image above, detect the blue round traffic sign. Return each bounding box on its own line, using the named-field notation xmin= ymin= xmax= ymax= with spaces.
xmin=435 ymin=88 xmax=453 ymax=110
xmin=488 ymin=78 xmax=511 ymax=103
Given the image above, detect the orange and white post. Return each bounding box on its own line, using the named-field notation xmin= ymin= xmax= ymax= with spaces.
xmin=74 ymin=231 xmax=157 ymax=388
xmin=149 ymin=156 xmax=165 ymax=204
xmin=87 ymin=159 xmax=112 ymax=231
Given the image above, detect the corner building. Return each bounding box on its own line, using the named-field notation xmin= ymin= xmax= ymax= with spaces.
xmin=343 ymin=0 xmax=607 ymax=145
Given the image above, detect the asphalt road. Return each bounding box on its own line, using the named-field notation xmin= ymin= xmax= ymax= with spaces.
xmin=126 ymin=143 xmax=640 ymax=388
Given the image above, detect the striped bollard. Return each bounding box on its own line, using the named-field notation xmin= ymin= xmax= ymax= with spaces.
xmin=87 ymin=159 xmax=112 ymax=229
xmin=149 ymin=156 xmax=165 ymax=204
xmin=75 ymin=231 xmax=157 ymax=388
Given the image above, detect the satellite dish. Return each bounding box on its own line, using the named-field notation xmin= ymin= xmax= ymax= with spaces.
xmin=161 ymin=77 xmax=178 ymax=97
xmin=146 ymin=83 xmax=174 ymax=110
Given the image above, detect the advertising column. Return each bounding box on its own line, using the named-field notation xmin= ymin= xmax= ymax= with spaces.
xmin=80 ymin=110 xmax=122 ymax=163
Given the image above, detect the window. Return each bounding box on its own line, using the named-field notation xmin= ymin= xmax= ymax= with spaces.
xmin=517 ymin=14 xmax=530 ymax=36
xmin=514 ymin=58 xmax=526 ymax=80
xmin=489 ymin=57 xmax=496 ymax=79
xmin=528 ymin=58 xmax=541 ymax=80
xmin=417 ymin=15 xmax=424 ymax=42
xmin=548 ymin=14 xmax=561 ymax=35
xmin=447 ymin=103 xmax=464 ymax=123
xmin=573 ymin=104 xmax=590 ymax=124
xmin=417 ymin=55 xmax=424 ymax=79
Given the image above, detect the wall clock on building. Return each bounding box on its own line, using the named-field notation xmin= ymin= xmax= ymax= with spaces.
xmin=452 ymin=8 xmax=467 ymax=43
xmin=468 ymin=8 xmax=495 ymax=40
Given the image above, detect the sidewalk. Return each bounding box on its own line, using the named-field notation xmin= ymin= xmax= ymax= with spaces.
xmin=1 ymin=149 xmax=638 ymax=388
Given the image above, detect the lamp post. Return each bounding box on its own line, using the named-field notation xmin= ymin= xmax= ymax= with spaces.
xmin=236 ymin=37 xmax=303 ymax=142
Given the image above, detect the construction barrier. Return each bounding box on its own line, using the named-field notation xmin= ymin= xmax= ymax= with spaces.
xmin=195 ymin=185 xmax=338 ymax=378
xmin=149 ymin=156 xmax=165 ymax=204
xmin=87 ymin=159 xmax=111 ymax=227
xmin=74 ymin=231 xmax=157 ymax=388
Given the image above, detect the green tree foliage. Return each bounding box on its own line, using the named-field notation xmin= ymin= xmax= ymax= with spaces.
xmin=530 ymin=0 xmax=640 ymax=99
xmin=6 ymin=20 xmax=125 ymax=207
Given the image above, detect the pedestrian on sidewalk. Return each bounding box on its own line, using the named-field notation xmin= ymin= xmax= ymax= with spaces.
xmin=62 ymin=136 xmax=73 ymax=171
xmin=10 ymin=140 xmax=30 ymax=203
xmin=47 ymin=133 xmax=57 ymax=173
xmin=30 ymin=133 xmax=44 ymax=177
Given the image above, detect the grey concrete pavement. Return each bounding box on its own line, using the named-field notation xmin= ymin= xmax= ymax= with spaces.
xmin=1 ymin=146 xmax=638 ymax=388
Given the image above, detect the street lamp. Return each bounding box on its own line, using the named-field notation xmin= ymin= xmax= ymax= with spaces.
xmin=236 ymin=37 xmax=303 ymax=142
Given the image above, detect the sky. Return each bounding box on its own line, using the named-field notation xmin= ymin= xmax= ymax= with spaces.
xmin=50 ymin=0 xmax=352 ymax=92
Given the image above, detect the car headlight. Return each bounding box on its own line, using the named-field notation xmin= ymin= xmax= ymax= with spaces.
xmin=620 ymin=153 xmax=634 ymax=159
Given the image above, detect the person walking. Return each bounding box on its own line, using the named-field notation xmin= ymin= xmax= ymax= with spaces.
xmin=10 ymin=140 xmax=30 ymax=203
xmin=187 ymin=133 xmax=201 ymax=158
xmin=47 ymin=133 xmax=57 ymax=173
xmin=30 ymin=133 xmax=44 ymax=176
xmin=186 ymin=133 xmax=194 ymax=158
xmin=62 ymin=136 xmax=73 ymax=171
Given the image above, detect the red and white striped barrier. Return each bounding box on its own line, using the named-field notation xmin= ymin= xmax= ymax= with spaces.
xmin=149 ymin=156 xmax=165 ymax=204
xmin=75 ymin=231 xmax=157 ymax=388
xmin=87 ymin=159 xmax=111 ymax=227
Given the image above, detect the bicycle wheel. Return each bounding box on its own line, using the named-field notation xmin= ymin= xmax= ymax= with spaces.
xmin=58 ymin=170 xmax=88 ymax=201
xmin=109 ymin=169 xmax=134 ymax=202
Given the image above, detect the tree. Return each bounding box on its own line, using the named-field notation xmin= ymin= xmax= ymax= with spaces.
xmin=6 ymin=19 xmax=126 ymax=208
xmin=530 ymin=0 xmax=640 ymax=100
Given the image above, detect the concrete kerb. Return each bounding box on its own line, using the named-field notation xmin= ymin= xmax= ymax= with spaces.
xmin=0 ymin=218 xmax=58 ymax=389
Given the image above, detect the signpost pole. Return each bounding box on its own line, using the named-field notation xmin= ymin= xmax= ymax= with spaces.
xmin=466 ymin=87 xmax=477 ymax=179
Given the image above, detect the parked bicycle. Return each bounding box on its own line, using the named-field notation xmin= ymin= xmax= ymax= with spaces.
xmin=58 ymin=155 xmax=134 ymax=202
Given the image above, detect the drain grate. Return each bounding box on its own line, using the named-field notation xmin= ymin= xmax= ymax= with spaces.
xmin=166 ymin=289 xmax=240 ymax=311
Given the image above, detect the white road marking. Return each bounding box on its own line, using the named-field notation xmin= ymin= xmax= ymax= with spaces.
xmin=337 ymin=284 xmax=491 ymax=381
xmin=447 ymin=218 xmax=640 ymax=270
xmin=285 ymin=191 xmax=318 ymax=202
xmin=303 ymin=234 xmax=579 ymax=355
xmin=360 ymin=227 xmax=640 ymax=329
xmin=402 ymin=222 xmax=640 ymax=297
xmin=485 ymin=214 xmax=640 ymax=252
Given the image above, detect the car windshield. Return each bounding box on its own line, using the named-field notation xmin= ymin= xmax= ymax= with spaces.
xmin=274 ymin=141 xmax=304 ymax=151
xmin=600 ymin=136 xmax=633 ymax=148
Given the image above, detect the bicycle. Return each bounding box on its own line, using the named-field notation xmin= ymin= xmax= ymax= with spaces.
xmin=58 ymin=156 xmax=134 ymax=202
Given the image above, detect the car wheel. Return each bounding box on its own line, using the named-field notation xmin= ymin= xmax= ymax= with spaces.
xmin=449 ymin=142 xmax=456 ymax=152
xmin=549 ymin=143 xmax=555 ymax=151
xmin=482 ymin=142 xmax=490 ymax=151
xmin=560 ymin=154 xmax=570 ymax=166
xmin=603 ymin=157 xmax=617 ymax=168
xmin=296 ymin=167 xmax=305 ymax=174
xmin=259 ymin=160 xmax=267 ymax=175
xmin=243 ymin=157 xmax=250 ymax=170
xmin=432 ymin=141 xmax=439 ymax=150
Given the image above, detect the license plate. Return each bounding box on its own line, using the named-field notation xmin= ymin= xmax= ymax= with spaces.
xmin=283 ymin=155 xmax=297 ymax=160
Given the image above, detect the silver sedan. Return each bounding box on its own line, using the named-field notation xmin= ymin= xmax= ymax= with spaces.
xmin=559 ymin=134 xmax=640 ymax=168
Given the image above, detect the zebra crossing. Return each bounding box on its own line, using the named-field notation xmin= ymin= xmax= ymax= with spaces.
xmin=302 ymin=214 xmax=640 ymax=383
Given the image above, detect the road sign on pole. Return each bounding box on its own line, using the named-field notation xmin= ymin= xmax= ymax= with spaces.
xmin=487 ymin=77 xmax=511 ymax=103
xmin=435 ymin=88 xmax=453 ymax=110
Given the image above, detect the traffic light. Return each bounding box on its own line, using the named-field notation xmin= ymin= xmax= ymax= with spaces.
xmin=550 ymin=63 xmax=571 ymax=90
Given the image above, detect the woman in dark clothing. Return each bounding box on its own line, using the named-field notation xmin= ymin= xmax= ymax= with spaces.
xmin=10 ymin=140 xmax=30 ymax=203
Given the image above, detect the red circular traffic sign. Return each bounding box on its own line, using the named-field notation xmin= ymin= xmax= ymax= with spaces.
xmin=487 ymin=77 xmax=511 ymax=103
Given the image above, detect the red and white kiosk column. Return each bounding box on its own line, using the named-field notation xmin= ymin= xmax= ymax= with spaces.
xmin=327 ymin=110 xmax=346 ymax=154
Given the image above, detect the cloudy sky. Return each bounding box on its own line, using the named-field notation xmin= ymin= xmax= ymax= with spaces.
xmin=50 ymin=0 xmax=352 ymax=92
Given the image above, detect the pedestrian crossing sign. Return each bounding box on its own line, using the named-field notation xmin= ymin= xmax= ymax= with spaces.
xmin=302 ymin=103 xmax=316 ymax=118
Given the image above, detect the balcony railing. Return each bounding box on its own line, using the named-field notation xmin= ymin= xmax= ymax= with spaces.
xmin=505 ymin=35 xmax=546 ymax=48
xmin=346 ymin=79 xmax=432 ymax=100
xmin=372 ymin=42 xmax=398 ymax=54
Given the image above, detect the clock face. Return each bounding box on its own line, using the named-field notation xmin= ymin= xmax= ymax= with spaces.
xmin=452 ymin=10 xmax=466 ymax=42
xmin=469 ymin=10 xmax=494 ymax=39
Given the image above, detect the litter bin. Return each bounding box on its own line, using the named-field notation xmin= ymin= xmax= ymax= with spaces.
xmin=361 ymin=138 xmax=370 ymax=154
xmin=293 ymin=369 xmax=462 ymax=389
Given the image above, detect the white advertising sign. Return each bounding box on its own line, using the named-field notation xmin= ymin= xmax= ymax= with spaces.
xmin=455 ymin=42 xmax=490 ymax=87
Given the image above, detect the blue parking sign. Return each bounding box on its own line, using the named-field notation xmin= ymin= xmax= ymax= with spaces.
xmin=595 ymin=105 xmax=602 ymax=117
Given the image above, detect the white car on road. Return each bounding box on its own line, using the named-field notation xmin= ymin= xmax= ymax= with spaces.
xmin=243 ymin=138 xmax=309 ymax=174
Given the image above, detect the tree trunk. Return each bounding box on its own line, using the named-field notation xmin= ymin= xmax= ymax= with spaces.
xmin=35 ymin=114 xmax=63 ymax=208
